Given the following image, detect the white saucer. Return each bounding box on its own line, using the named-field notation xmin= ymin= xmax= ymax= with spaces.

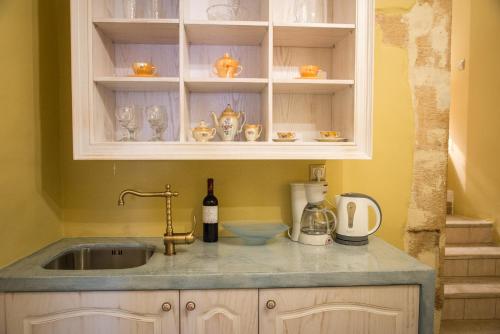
xmin=314 ymin=137 xmax=348 ymax=142
xmin=273 ymin=138 xmax=298 ymax=142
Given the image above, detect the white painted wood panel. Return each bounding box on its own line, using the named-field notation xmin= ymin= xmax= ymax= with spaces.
xmin=180 ymin=289 xmax=258 ymax=334
xmin=332 ymin=31 xmax=355 ymax=79
xmin=5 ymin=291 xmax=179 ymax=334
xmin=114 ymin=44 xmax=179 ymax=77
xmin=273 ymin=46 xmax=333 ymax=80
xmin=273 ymin=80 xmax=352 ymax=94
xmin=333 ymin=0 xmax=356 ymax=24
xmin=95 ymin=77 xmax=180 ymax=91
xmin=92 ymin=0 xmax=179 ymax=20
xmin=332 ymin=85 xmax=354 ymax=140
xmin=259 ymin=286 xmax=420 ymax=334
xmin=94 ymin=19 xmax=180 ymax=44
xmin=0 ymin=293 xmax=5 ymax=334
xmin=273 ymin=93 xmax=334 ymax=141
xmin=185 ymin=78 xmax=268 ymax=93
xmin=185 ymin=22 xmax=268 ymax=46
xmin=273 ymin=24 xmax=355 ymax=48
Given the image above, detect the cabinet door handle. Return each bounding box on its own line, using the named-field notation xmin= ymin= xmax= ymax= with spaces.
xmin=161 ymin=302 xmax=172 ymax=312
xmin=186 ymin=301 xmax=196 ymax=311
xmin=266 ymin=300 xmax=277 ymax=310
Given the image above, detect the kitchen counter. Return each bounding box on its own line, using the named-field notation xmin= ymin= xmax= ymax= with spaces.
xmin=0 ymin=237 xmax=435 ymax=331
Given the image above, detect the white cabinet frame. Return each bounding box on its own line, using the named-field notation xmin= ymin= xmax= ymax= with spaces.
xmin=71 ymin=0 xmax=374 ymax=160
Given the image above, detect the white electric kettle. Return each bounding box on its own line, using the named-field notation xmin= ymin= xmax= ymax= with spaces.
xmin=335 ymin=193 xmax=382 ymax=246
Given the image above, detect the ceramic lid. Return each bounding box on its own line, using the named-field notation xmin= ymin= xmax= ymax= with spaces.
xmin=216 ymin=53 xmax=239 ymax=66
xmin=221 ymin=104 xmax=237 ymax=116
xmin=193 ymin=121 xmax=212 ymax=131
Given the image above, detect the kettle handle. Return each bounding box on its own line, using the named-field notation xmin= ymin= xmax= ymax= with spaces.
xmin=366 ymin=196 xmax=382 ymax=235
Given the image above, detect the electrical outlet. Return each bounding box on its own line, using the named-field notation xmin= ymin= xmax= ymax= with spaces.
xmin=309 ymin=164 xmax=326 ymax=181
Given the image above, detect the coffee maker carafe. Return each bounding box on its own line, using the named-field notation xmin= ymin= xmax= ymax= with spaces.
xmin=290 ymin=183 xmax=337 ymax=246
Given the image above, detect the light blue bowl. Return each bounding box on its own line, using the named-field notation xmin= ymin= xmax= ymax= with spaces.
xmin=223 ymin=221 xmax=289 ymax=245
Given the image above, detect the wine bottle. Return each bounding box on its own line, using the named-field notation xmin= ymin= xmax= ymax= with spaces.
xmin=203 ymin=178 xmax=218 ymax=242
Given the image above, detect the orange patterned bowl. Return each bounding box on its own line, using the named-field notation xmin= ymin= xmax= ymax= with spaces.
xmin=132 ymin=62 xmax=157 ymax=76
xmin=299 ymin=65 xmax=320 ymax=79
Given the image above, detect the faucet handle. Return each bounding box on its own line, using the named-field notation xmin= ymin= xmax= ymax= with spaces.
xmin=165 ymin=184 xmax=179 ymax=197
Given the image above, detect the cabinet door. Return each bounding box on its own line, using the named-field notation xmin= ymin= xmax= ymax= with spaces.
xmin=180 ymin=289 xmax=258 ymax=334
xmin=259 ymin=286 xmax=419 ymax=334
xmin=0 ymin=293 xmax=5 ymax=334
xmin=5 ymin=291 xmax=179 ymax=334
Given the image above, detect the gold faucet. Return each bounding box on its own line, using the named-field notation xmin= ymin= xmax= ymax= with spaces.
xmin=118 ymin=184 xmax=196 ymax=256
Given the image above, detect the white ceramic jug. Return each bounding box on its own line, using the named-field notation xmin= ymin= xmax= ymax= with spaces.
xmin=335 ymin=193 xmax=382 ymax=246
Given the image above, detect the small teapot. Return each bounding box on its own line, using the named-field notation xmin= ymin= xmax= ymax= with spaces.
xmin=192 ymin=121 xmax=216 ymax=142
xmin=213 ymin=53 xmax=243 ymax=78
xmin=211 ymin=104 xmax=246 ymax=141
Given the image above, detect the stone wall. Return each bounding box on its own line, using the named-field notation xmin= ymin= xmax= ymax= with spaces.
xmin=377 ymin=1 xmax=451 ymax=333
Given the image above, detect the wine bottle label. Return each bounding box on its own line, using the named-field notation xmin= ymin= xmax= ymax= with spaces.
xmin=202 ymin=206 xmax=218 ymax=224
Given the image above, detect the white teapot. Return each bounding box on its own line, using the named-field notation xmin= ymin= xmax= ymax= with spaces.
xmin=210 ymin=104 xmax=246 ymax=141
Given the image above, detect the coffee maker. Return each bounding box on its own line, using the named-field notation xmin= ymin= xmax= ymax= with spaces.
xmin=289 ymin=182 xmax=337 ymax=245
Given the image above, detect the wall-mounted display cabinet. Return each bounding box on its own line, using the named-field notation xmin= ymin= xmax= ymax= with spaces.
xmin=71 ymin=0 xmax=374 ymax=159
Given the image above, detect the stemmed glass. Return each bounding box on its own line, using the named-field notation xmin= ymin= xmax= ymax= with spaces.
xmin=146 ymin=105 xmax=168 ymax=141
xmin=124 ymin=0 xmax=137 ymax=19
xmin=151 ymin=0 xmax=161 ymax=19
xmin=116 ymin=106 xmax=142 ymax=141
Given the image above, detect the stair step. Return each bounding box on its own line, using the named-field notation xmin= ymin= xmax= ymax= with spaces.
xmin=443 ymin=277 xmax=500 ymax=284
xmin=447 ymin=215 xmax=494 ymax=228
xmin=446 ymin=247 xmax=500 ymax=259
xmin=443 ymin=283 xmax=500 ymax=320
xmin=445 ymin=283 xmax=500 ymax=298
xmin=441 ymin=320 xmax=500 ymax=334
xmin=446 ymin=216 xmax=494 ymax=245
xmin=444 ymin=247 xmax=500 ymax=277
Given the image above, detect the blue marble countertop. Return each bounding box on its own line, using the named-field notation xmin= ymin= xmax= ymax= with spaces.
xmin=0 ymin=236 xmax=435 ymax=332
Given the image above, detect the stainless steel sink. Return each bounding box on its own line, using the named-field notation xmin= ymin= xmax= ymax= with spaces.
xmin=43 ymin=245 xmax=155 ymax=270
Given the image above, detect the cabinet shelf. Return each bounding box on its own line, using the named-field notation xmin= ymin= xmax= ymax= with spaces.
xmin=185 ymin=78 xmax=268 ymax=93
xmin=94 ymin=77 xmax=180 ymax=91
xmin=273 ymin=23 xmax=355 ymax=48
xmin=93 ymin=19 xmax=180 ymax=44
xmin=184 ymin=21 xmax=268 ymax=45
xmin=273 ymin=79 xmax=353 ymax=94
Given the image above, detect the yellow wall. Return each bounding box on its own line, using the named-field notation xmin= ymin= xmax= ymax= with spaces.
xmin=57 ymin=0 xmax=415 ymax=250
xmin=0 ymin=0 xmax=417 ymax=268
xmin=0 ymin=0 xmax=63 ymax=267
xmin=448 ymin=0 xmax=500 ymax=237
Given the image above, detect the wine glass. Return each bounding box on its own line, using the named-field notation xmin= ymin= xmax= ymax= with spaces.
xmin=151 ymin=0 xmax=161 ymax=19
xmin=294 ymin=0 xmax=327 ymax=23
xmin=115 ymin=106 xmax=142 ymax=141
xmin=124 ymin=0 xmax=137 ymax=19
xmin=146 ymin=105 xmax=167 ymax=141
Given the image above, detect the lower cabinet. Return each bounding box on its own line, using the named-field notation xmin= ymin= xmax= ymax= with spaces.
xmin=180 ymin=289 xmax=258 ymax=334
xmin=4 ymin=291 xmax=179 ymax=334
xmin=259 ymin=286 xmax=420 ymax=334
xmin=2 ymin=286 xmax=420 ymax=334
xmin=0 ymin=293 xmax=5 ymax=334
